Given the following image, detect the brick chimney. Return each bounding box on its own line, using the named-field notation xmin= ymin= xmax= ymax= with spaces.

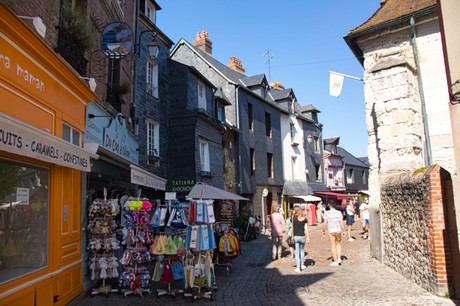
xmin=193 ymin=31 xmax=212 ymax=55
xmin=227 ymin=57 xmax=245 ymax=74
xmin=270 ymin=81 xmax=285 ymax=90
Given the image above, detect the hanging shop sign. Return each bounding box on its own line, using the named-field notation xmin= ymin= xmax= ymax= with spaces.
xmin=0 ymin=113 xmax=94 ymax=171
xmin=130 ymin=164 xmax=166 ymax=190
xmin=84 ymin=102 xmax=138 ymax=164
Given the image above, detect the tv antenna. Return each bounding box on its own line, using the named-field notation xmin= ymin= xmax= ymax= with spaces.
xmin=264 ymin=50 xmax=274 ymax=82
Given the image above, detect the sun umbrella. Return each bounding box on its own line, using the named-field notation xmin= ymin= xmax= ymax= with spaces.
xmin=187 ymin=182 xmax=248 ymax=200
xmin=293 ymin=195 xmax=322 ymax=202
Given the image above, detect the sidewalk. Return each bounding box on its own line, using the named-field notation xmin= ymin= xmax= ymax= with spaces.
xmin=69 ymin=222 xmax=459 ymax=305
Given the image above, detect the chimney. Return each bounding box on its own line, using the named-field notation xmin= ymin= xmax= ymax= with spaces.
xmin=227 ymin=57 xmax=245 ymax=74
xmin=193 ymin=31 xmax=212 ymax=55
xmin=270 ymin=81 xmax=285 ymax=90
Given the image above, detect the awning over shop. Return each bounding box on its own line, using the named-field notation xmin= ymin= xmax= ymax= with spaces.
xmin=130 ymin=164 xmax=166 ymax=191
xmin=283 ymin=180 xmax=313 ymax=196
xmin=0 ymin=113 xmax=98 ymax=172
xmin=314 ymin=191 xmax=354 ymax=200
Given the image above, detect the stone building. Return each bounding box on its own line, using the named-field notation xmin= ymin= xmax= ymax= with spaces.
xmin=345 ymin=0 xmax=460 ymax=297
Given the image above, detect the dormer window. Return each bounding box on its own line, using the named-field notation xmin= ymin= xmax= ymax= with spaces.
xmin=198 ymin=81 xmax=206 ymax=110
xmin=142 ymin=0 xmax=157 ymax=24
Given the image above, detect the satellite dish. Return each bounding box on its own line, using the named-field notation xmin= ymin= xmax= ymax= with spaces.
xmin=101 ymin=22 xmax=133 ymax=59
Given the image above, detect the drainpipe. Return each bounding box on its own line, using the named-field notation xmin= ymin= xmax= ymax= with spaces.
xmin=235 ymin=85 xmax=243 ymax=195
xmin=410 ymin=16 xmax=433 ymax=166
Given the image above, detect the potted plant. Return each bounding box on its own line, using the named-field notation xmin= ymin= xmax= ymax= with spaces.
xmin=60 ymin=4 xmax=95 ymax=51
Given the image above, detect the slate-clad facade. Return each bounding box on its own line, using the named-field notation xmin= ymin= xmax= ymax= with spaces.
xmin=168 ymin=60 xmax=226 ymax=197
xmin=170 ymin=33 xmax=285 ymax=216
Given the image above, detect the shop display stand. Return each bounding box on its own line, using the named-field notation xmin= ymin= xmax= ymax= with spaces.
xmin=183 ymin=199 xmax=216 ymax=301
xmin=154 ymin=199 xmax=186 ymax=298
xmin=87 ymin=193 xmax=120 ymax=298
xmin=119 ymin=195 xmax=153 ymax=298
xmin=120 ymin=263 xmax=151 ymax=297
xmin=214 ymin=222 xmax=233 ymax=276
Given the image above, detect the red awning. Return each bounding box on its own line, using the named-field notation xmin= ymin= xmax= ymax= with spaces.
xmin=314 ymin=191 xmax=354 ymax=200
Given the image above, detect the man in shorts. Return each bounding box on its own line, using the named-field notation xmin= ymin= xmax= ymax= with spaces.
xmin=360 ymin=198 xmax=370 ymax=239
xmin=322 ymin=201 xmax=346 ymax=266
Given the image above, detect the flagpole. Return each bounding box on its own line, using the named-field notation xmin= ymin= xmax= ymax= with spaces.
xmin=329 ymin=71 xmax=363 ymax=81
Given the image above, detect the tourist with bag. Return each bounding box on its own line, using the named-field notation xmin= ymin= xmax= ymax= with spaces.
xmin=292 ymin=204 xmax=309 ymax=273
xmin=285 ymin=209 xmax=295 ymax=259
xmin=269 ymin=203 xmax=287 ymax=261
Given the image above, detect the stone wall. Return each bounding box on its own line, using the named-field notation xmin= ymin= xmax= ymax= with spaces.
xmin=381 ymin=165 xmax=450 ymax=296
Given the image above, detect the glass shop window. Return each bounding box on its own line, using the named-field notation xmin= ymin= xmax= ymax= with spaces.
xmin=0 ymin=158 xmax=49 ymax=284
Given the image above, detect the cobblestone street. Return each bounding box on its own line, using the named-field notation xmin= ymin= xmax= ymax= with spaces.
xmin=69 ymin=222 xmax=460 ymax=306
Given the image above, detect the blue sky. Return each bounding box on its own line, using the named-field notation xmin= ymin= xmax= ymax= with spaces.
xmin=157 ymin=1 xmax=381 ymax=158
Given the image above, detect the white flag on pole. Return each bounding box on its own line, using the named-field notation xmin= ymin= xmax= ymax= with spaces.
xmin=329 ymin=72 xmax=345 ymax=97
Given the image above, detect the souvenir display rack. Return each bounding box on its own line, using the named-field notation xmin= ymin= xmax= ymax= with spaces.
xmin=214 ymin=222 xmax=239 ymax=276
xmin=150 ymin=199 xmax=187 ymax=298
xmin=183 ymin=199 xmax=217 ymax=300
xmin=87 ymin=195 xmax=120 ymax=297
xmin=118 ymin=196 xmax=154 ymax=297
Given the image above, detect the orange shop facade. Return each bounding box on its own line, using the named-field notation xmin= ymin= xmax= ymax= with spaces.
xmin=0 ymin=4 xmax=97 ymax=306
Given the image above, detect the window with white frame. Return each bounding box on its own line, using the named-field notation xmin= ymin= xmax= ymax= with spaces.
xmin=217 ymin=104 xmax=225 ymax=122
xmin=200 ymin=139 xmax=210 ymax=172
xmin=290 ymin=123 xmax=296 ymax=142
xmin=198 ymin=81 xmax=206 ymax=110
xmin=291 ymin=156 xmax=297 ymax=179
xmin=346 ymin=168 xmax=354 ymax=184
xmin=62 ymin=123 xmax=81 ymax=146
xmin=267 ymin=152 xmax=273 ymax=178
xmin=146 ymin=119 xmax=159 ymax=158
xmin=144 ymin=0 xmax=156 ymax=23
xmin=146 ymin=60 xmax=158 ymax=97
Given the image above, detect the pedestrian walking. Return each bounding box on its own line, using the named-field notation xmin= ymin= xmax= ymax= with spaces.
xmin=269 ymin=203 xmax=287 ymax=260
xmin=360 ymin=197 xmax=370 ymax=239
xmin=285 ymin=209 xmax=295 ymax=259
xmin=322 ymin=201 xmax=346 ymax=266
xmin=346 ymin=199 xmax=355 ymax=241
xmin=291 ymin=204 xmax=309 ymax=272
xmin=316 ymin=200 xmax=323 ymax=223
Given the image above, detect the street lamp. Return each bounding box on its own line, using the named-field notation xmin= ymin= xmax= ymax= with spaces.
xmin=135 ymin=30 xmax=159 ymax=58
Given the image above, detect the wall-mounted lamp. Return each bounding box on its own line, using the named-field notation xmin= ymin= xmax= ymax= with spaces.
xmin=88 ymin=113 xmax=125 ymax=119
xmin=17 ymin=16 xmax=46 ymax=38
xmin=79 ymin=77 xmax=97 ymax=92
xmin=147 ymin=40 xmax=159 ymax=59
xmin=135 ymin=30 xmax=158 ymax=58
xmin=307 ymin=133 xmax=314 ymax=143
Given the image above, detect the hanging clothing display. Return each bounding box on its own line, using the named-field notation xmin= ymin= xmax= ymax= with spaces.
xmin=87 ymin=197 xmax=121 ymax=297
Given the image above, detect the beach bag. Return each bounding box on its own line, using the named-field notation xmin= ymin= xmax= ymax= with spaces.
xmin=193 ymin=254 xmax=206 ymax=287
xmin=165 ymin=235 xmax=178 ymax=255
xmin=203 ymin=251 xmax=215 ymax=287
xmin=152 ymin=259 xmax=164 ymax=282
xmin=160 ymin=261 xmax=174 ymax=284
xmin=183 ymin=252 xmax=195 ymax=289
xmin=206 ymin=201 xmax=216 ymax=223
xmin=196 ymin=201 xmax=204 ymax=222
xmin=172 ymin=260 xmax=184 ymax=281
xmin=150 ymin=207 xmax=161 ymax=227
xmin=175 ymin=235 xmax=186 ymax=256
xmin=189 ymin=225 xmax=200 ymax=250
xmin=189 ymin=201 xmax=196 ymax=223
xmin=199 ymin=225 xmax=210 ymax=251
xmin=208 ymin=225 xmax=217 ymax=250
xmin=151 ymin=234 xmax=167 ymax=255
